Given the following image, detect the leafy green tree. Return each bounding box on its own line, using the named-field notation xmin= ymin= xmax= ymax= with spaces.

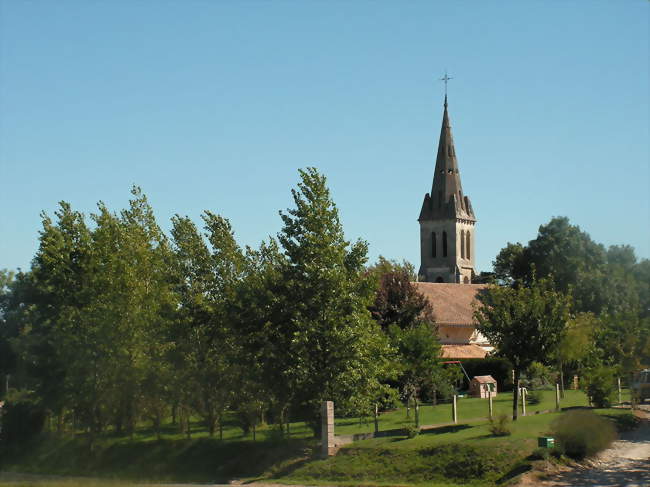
xmin=475 ymin=279 xmax=571 ymax=420
xmin=367 ymin=256 xmax=416 ymax=281
xmin=0 ymin=269 xmax=16 ymax=395
xmin=389 ymin=322 xmax=441 ymax=427
xmin=170 ymin=212 xmax=243 ymax=437
xmin=555 ymin=312 xmax=598 ymax=397
xmin=596 ymin=312 xmax=650 ymax=373
xmin=261 ymin=167 xmax=391 ymax=431
xmin=492 ymin=217 xmax=646 ymax=316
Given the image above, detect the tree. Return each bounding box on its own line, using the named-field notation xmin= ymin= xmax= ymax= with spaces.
xmin=0 ymin=269 xmax=16 ymax=395
xmin=260 ymin=167 xmax=391 ymax=431
xmin=170 ymin=212 xmax=243 ymax=438
xmin=491 ymin=217 xmax=646 ymax=316
xmin=474 ymin=279 xmax=571 ymax=420
xmin=368 ymin=269 xmax=434 ymax=331
xmin=389 ymin=322 xmax=441 ymax=427
xmin=554 ymin=312 xmax=598 ymax=397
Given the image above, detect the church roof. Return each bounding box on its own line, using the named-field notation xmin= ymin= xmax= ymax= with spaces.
xmin=414 ymin=282 xmax=487 ymax=325
xmin=419 ymin=97 xmax=476 ymax=222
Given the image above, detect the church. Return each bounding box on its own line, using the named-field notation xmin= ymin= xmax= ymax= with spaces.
xmin=414 ymin=95 xmax=491 ymax=359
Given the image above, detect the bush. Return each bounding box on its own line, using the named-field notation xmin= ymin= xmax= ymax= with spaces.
xmin=489 ymin=413 xmax=511 ymax=436
xmin=0 ymin=390 xmax=46 ymax=445
xmin=404 ymin=425 xmax=420 ymax=438
xmin=583 ymin=366 xmax=617 ymax=407
xmin=526 ymin=389 xmax=542 ymax=405
xmin=550 ymin=410 xmax=616 ymax=459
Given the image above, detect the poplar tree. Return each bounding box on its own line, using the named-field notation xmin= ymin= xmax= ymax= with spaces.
xmin=270 ymin=167 xmax=390 ymax=430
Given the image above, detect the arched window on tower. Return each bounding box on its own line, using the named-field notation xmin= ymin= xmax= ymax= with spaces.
xmin=466 ymin=231 xmax=471 ymax=260
xmin=431 ymin=232 xmax=437 ymax=258
xmin=442 ymin=231 xmax=448 ymax=257
xmin=460 ymin=230 xmax=465 ymax=259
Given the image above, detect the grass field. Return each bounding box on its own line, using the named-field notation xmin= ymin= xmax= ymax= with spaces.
xmin=0 ymin=389 xmax=633 ymax=487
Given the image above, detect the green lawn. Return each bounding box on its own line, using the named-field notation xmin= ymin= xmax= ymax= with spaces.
xmin=274 ymin=407 xmax=633 ymax=487
xmin=334 ymin=389 xmax=588 ymax=435
xmin=0 ymin=389 xmax=632 ymax=487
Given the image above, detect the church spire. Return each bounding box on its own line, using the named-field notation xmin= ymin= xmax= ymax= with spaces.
xmin=419 ymin=97 xmax=475 ymax=221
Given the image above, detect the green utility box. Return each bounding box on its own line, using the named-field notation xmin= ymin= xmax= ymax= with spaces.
xmin=537 ymin=436 xmax=555 ymax=448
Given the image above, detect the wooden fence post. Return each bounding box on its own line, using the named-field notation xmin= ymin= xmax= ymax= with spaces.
xmin=488 ymin=392 xmax=493 ymax=419
xmin=374 ymin=403 xmax=379 ymax=434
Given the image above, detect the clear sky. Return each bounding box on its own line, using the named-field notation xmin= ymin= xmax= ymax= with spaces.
xmin=1 ymin=1 xmax=648 ymax=274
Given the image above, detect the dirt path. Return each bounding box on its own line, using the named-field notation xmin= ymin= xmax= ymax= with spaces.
xmin=518 ymin=406 xmax=650 ymax=487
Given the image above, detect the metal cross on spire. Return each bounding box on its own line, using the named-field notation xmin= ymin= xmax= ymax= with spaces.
xmin=440 ymin=71 xmax=453 ymax=97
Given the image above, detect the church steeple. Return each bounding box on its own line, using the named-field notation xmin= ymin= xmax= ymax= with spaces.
xmin=418 ymin=96 xmax=477 ymax=284
xmin=419 ymin=97 xmax=475 ymax=222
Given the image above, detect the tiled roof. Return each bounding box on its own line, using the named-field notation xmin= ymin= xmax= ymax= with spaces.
xmin=441 ymin=344 xmax=488 ymax=359
xmin=414 ymin=282 xmax=487 ymax=325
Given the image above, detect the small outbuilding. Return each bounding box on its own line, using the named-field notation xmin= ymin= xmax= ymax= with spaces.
xmin=470 ymin=375 xmax=497 ymax=398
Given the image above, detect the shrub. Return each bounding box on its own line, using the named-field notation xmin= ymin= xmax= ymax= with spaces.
xmin=550 ymin=410 xmax=616 ymax=459
xmin=526 ymin=389 xmax=542 ymax=405
xmin=489 ymin=413 xmax=511 ymax=436
xmin=0 ymin=390 xmax=46 ymax=445
xmin=583 ymin=366 xmax=617 ymax=407
xmin=404 ymin=425 xmax=420 ymax=438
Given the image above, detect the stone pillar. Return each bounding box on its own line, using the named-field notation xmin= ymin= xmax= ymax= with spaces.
xmin=555 ymin=383 xmax=560 ymax=411
xmin=452 ymin=395 xmax=458 ymax=424
xmin=321 ymin=401 xmax=335 ymax=458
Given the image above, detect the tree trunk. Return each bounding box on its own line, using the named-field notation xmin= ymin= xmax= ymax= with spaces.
xmin=414 ymin=397 xmax=420 ymax=428
xmin=559 ymin=366 xmax=565 ymax=399
xmin=512 ymin=370 xmax=520 ymax=421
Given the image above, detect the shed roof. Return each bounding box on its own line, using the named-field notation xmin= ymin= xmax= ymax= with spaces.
xmin=414 ymin=282 xmax=487 ymax=325
xmin=472 ymin=375 xmax=497 ymax=383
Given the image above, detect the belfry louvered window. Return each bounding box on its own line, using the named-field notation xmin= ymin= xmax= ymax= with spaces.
xmin=461 ymin=230 xmax=465 ymax=258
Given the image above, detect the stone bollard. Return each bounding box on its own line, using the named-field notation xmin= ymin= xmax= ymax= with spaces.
xmin=321 ymin=401 xmax=335 ymax=458
xmin=452 ymin=395 xmax=458 ymax=424
xmin=555 ymin=383 xmax=560 ymax=411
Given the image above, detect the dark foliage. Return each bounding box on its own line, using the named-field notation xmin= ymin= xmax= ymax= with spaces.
xmin=0 ymin=393 xmax=46 ymax=445
xmin=369 ymin=270 xmax=434 ymax=330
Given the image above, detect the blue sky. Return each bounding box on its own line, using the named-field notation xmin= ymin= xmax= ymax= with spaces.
xmin=1 ymin=1 xmax=648 ymax=274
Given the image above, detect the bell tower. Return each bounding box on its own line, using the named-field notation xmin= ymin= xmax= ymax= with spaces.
xmin=418 ymin=96 xmax=476 ymax=283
